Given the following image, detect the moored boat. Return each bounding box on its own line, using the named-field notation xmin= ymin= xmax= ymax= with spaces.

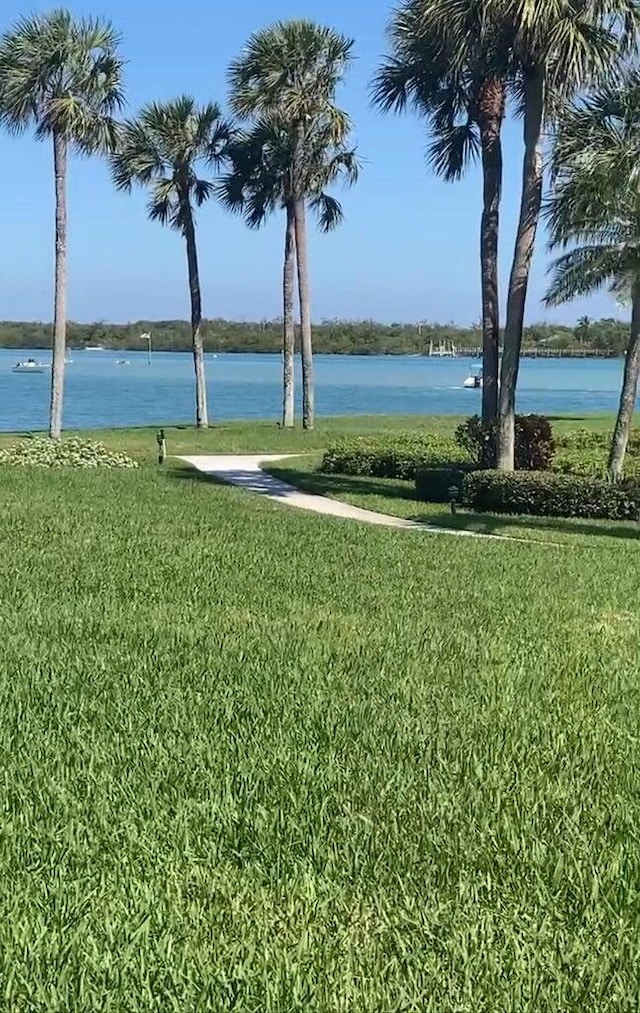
xmin=12 ymin=358 xmax=46 ymax=374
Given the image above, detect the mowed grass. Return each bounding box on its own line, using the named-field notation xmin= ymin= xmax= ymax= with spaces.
xmin=0 ymin=410 xmax=621 ymax=463
xmin=1 ymin=446 xmax=640 ymax=1010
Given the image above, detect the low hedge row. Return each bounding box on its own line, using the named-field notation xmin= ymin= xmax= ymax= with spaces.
xmin=462 ymin=470 xmax=640 ymax=521
xmin=320 ymin=433 xmax=469 ymax=481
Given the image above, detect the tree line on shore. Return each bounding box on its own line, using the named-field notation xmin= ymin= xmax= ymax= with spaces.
xmin=0 ymin=317 xmax=632 ymax=357
xmin=1 ymin=2 xmax=640 ymax=478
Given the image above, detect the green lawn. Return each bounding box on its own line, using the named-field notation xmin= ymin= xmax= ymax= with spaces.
xmin=1 ymin=418 xmax=640 ymax=1009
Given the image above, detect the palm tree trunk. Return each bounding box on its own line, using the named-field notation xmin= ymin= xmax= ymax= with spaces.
xmin=478 ymin=79 xmax=505 ymax=428
xmin=497 ymin=68 xmax=545 ymax=471
xmin=608 ymin=284 xmax=640 ymax=481
xmin=294 ymin=198 xmax=314 ymax=430
xmin=182 ymin=197 xmax=208 ymax=428
xmin=282 ymin=202 xmax=296 ymax=428
xmin=49 ymin=130 xmax=68 ymax=440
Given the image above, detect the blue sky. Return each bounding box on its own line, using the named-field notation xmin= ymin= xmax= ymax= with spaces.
xmin=0 ymin=0 xmax=621 ymax=325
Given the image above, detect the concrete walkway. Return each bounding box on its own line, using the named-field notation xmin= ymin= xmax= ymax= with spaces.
xmin=178 ymin=454 xmax=488 ymax=537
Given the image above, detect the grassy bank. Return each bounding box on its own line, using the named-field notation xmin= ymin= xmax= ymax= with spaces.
xmin=0 ymin=417 xmax=639 ymax=1008
xmin=0 ymin=410 xmax=620 ymax=462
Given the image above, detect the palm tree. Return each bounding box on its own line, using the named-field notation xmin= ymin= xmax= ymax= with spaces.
xmin=229 ymin=20 xmax=355 ymax=430
xmin=372 ymin=0 xmax=511 ymax=424
xmin=220 ymin=117 xmax=358 ymax=427
xmin=0 ymin=10 xmax=123 ymax=440
xmin=545 ymin=71 xmax=640 ymax=481
xmin=111 ymin=99 xmax=233 ymax=428
xmin=495 ymin=0 xmax=640 ymax=470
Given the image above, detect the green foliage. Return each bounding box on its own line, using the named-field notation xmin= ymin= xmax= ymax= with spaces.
xmin=554 ymin=430 xmax=640 ymax=478
xmin=415 ymin=464 xmax=476 ymax=503
xmin=0 ymin=437 xmax=138 ymax=469
xmin=228 ymin=20 xmax=353 ymax=126
xmin=546 ymin=69 xmax=640 ymax=309
xmin=321 ymin=433 xmax=468 ymax=480
xmin=0 ymin=317 xmax=630 ymax=355
xmin=464 ymin=469 xmax=640 ymax=520
xmin=455 ymin=414 xmax=555 ymax=470
xmin=111 ymin=97 xmax=233 ymax=234
xmin=220 ymin=117 xmax=359 ymax=233
xmin=0 ymin=10 xmax=123 ymax=149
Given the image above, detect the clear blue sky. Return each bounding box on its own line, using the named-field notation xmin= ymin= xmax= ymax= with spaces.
xmin=0 ymin=0 xmax=621 ymax=325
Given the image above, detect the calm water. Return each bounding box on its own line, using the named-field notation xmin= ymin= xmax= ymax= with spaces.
xmin=0 ymin=348 xmax=632 ymax=431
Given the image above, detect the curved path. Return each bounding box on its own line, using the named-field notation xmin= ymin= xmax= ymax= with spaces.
xmin=179 ymin=454 xmax=490 ymax=537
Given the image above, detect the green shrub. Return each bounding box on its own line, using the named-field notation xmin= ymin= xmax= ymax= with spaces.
xmin=555 ymin=429 xmax=610 ymax=452
xmin=0 ymin=437 xmax=139 ymax=469
xmin=415 ymin=465 xmax=477 ymax=503
xmin=553 ymin=447 xmax=609 ymax=478
xmin=321 ymin=433 xmax=469 ymax=481
xmin=464 ymin=470 xmax=640 ymax=521
xmin=455 ymin=415 xmax=555 ymax=470
xmin=555 ymin=429 xmax=640 ymax=454
xmin=553 ymin=430 xmax=640 ymax=479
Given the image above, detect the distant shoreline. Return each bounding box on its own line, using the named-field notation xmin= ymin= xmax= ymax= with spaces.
xmin=0 ymin=317 xmax=630 ymax=358
xmin=0 ymin=345 xmax=626 ymax=360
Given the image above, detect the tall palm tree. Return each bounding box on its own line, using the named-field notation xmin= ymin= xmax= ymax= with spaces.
xmin=545 ymin=71 xmax=640 ymax=481
xmin=494 ymin=0 xmax=640 ymax=470
xmin=220 ymin=117 xmax=358 ymax=427
xmin=0 ymin=10 xmax=123 ymax=440
xmin=372 ymin=0 xmax=511 ymax=424
xmin=229 ymin=20 xmax=354 ymax=430
xmin=111 ymin=98 xmax=233 ymax=428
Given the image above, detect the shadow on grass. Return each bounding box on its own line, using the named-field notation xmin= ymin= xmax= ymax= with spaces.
xmin=267 ymin=467 xmax=418 ymax=503
xmin=165 ymin=465 xmax=220 ymax=484
xmin=270 ymin=466 xmax=640 ymax=542
xmin=415 ymin=509 xmax=640 ymax=542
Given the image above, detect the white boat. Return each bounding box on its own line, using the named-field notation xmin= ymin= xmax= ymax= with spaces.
xmin=12 ymin=358 xmax=46 ymax=374
xmin=463 ymin=366 xmax=483 ymax=389
xmin=84 ymin=345 xmax=105 ymax=352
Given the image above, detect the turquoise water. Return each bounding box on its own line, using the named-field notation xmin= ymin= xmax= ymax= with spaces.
xmin=0 ymin=348 xmax=631 ymax=431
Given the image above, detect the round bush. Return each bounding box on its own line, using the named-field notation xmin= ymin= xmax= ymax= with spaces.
xmin=0 ymin=437 xmax=139 ymax=469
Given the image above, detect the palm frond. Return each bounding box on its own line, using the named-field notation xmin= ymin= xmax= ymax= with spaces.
xmin=428 ymin=117 xmax=480 ymax=179
xmin=372 ymin=0 xmax=510 ymax=188
xmin=0 ymin=9 xmax=124 ymax=146
xmin=109 ymin=95 xmax=233 ymax=234
xmin=228 ymin=19 xmax=354 ymax=129
xmin=309 ymin=191 xmax=343 ymax=232
xmin=545 ymin=244 xmax=633 ymax=304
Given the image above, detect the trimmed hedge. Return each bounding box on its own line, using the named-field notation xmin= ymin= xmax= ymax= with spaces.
xmin=415 ymin=465 xmax=477 ymax=503
xmin=455 ymin=414 xmax=555 ymax=470
xmin=464 ymin=470 xmax=640 ymax=521
xmin=321 ymin=434 xmax=469 ymax=481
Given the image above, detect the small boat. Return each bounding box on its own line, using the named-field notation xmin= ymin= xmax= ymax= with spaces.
xmin=116 ymin=359 xmax=130 ymax=366
xmin=84 ymin=345 xmax=105 ymax=352
xmin=12 ymin=358 xmax=46 ymax=374
xmin=463 ymin=366 xmax=483 ymax=389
